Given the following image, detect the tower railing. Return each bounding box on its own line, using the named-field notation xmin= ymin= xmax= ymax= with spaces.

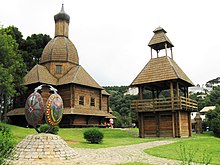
xmin=130 ymin=96 xmax=197 ymax=112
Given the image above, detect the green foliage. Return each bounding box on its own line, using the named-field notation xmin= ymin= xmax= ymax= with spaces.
xmin=0 ymin=28 xmax=27 ymax=120
xmin=210 ymin=118 xmax=220 ymax=137
xmin=104 ymin=86 xmax=138 ymax=127
xmin=0 ymin=123 xmax=15 ymax=165
xmin=206 ymin=77 xmax=220 ymax=86
xmin=2 ymin=26 xmax=24 ymax=47
xmin=39 ymin=124 xmax=59 ymax=135
xmin=20 ymin=34 xmax=51 ymax=70
xmin=206 ymin=106 xmax=220 ymax=137
xmin=83 ymin=128 xmax=104 ymax=144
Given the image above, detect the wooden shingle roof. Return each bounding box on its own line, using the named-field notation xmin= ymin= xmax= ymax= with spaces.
xmin=102 ymin=90 xmax=110 ymax=96
xmin=24 ymin=64 xmax=103 ymax=89
xmin=148 ymin=26 xmax=174 ymax=51
xmin=131 ymin=56 xmax=193 ymax=87
xmin=58 ymin=65 xmax=103 ymax=89
xmin=24 ymin=64 xmax=57 ymax=85
xmin=40 ymin=37 xmax=79 ymax=65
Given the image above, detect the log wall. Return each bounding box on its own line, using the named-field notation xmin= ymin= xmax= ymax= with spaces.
xmin=141 ymin=111 xmax=191 ymax=137
xmin=74 ymin=85 xmax=101 ymax=111
xmin=180 ymin=111 xmax=189 ymax=137
xmin=101 ymin=95 xmax=108 ymax=112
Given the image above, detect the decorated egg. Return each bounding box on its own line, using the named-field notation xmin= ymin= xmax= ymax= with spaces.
xmin=45 ymin=93 xmax=63 ymax=126
xmin=25 ymin=92 xmax=44 ymax=127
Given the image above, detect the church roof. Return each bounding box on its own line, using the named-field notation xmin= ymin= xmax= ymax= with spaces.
xmin=24 ymin=64 xmax=57 ymax=85
xmin=131 ymin=56 xmax=194 ymax=87
xmin=40 ymin=37 xmax=79 ymax=65
xmin=58 ymin=65 xmax=103 ymax=89
xmin=102 ymin=90 xmax=110 ymax=96
xmin=25 ymin=4 xmax=102 ymax=90
xmin=24 ymin=64 xmax=102 ymax=89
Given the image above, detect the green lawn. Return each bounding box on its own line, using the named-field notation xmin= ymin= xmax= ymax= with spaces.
xmin=6 ymin=124 xmax=36 ymax=144
xmin=58 ymin=128 xmax=160 ymax=148
xmin=8 ymin=125 xmax=160 ymax=149
xmin=7 ymin=124 xmax=220 ymax=164
xmin=144 ymin=132 xmax=220 ymax=164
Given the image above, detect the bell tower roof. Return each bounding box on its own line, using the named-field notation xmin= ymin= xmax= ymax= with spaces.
xmin=148 ymin=26 xmax=174 ymax=51
xmin=131 ymin=27 xmax=194 ymax=88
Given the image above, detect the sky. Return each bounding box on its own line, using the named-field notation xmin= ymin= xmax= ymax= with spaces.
xmin=0 ymin=0 xmax=220 ymax=86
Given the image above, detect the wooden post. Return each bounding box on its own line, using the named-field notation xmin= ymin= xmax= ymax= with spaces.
xmin=73 ymin=85 xmax=75 ymax=107
xmin=178 ymin=111 xmax=181 ymax=137
xmin=151 ymin=48 xmax=153 ymax=59
xmin=139 ymin=113 xmax=144 ymax=138
xmin=171 ymin=47 xmax=173 ymax=59
xmin=170 ymin=82 xmax=175 ymax=137
xmin=107 ymin=95 xmax=110 ymax=113
xmin=157 ymin=113 xmax=160 ymax=137
xmin=152 ymin=90 xmax=155 ymax=99
xmin=188 ymin=112 xmax=192 ymax=137
xmin=157 ymin=50 xmax=159 ymax=58
xmin=70 ymin=84 xmax=73 ymax=108
xmin=176 ymin=82 xmax=179 ymax=97
xmin=100 ymin=90 xmax=102 ymax=110
xmin=170 ymin=82 xmax=174 ymax=111
xmin=165 ymin=43 xmax=168 ymax=56
xmin=139 ymin=86 xmax=143 ymax=100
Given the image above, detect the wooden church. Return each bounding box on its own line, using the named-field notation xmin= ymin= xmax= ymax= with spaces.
xmin=130 ymin=27 xmax=197 ymax=137
xmin=7 ymin=5 xmax=115 ymax=127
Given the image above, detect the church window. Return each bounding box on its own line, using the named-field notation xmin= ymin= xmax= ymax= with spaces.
xmin=56 ymin=65 xmax=62 ymax=73
xmin=90 ymin=97 xmax=95 ymax=106
xmin=79 ymin=96 xmax=84 ymax=105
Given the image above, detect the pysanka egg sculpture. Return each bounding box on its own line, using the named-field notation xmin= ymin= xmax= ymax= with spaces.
xmin=25 ymin=92 xmax=44 ymax=127
xmin=45 ymin=93 xmax=63 ymax=126
xmin=25 ymin=84 xmax=63 ymax=132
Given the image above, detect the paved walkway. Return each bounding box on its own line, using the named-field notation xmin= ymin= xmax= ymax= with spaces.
xmin=70 ymin=140 xmax=179 ymax=165
xmin=12 ymin=138 xmax=181 ymax=165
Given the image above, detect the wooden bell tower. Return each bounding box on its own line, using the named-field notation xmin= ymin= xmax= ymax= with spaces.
xmin=130 ymin=27 xmax=197 ymax=137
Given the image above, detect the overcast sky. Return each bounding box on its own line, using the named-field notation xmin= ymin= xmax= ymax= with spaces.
xmin=0 ymin=0 xmax=220 ymax=86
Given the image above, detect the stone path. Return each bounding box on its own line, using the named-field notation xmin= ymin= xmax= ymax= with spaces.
xmin=11 ymin=133 xmax=181 ymax=165
xmin=14 ymin=140 xmax=180 ymax=165
xmin=70 ymin=140 xmax=180 ymax=165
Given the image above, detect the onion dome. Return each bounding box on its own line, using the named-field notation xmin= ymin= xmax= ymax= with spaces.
xmin=40 ymin=37 xmax=79 ymax=65
xmin=54 ymin=4 xmax=70 ymax=24
xmin=40 ymin=4 xmax=79 ymax=65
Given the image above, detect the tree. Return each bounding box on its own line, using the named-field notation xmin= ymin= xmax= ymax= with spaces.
xmin=104 ymin=86 xmax=138 ymax=127
xmin=1 ymin=26 xmax=51 ymax=71
xmin=206 ymin=106 xmax=220 ymax=137
xmin=209 ymin=86 xmax=220 ymax=105
xmin=21 ymin=34 xmax=51 ymax=70
xmin=0 ymin=29 xmax=26 ymax=121
xmin=2 ymin=26 xmax=24 ymax=47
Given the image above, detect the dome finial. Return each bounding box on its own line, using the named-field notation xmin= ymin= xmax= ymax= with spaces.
xmin=61 ymin=3 xmax=64 ymax=13
xmin=54 ymin=3 xmax=70 ymax=23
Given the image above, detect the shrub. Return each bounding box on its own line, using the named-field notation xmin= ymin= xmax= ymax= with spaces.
xmin=83 ymin=128 xmax=104 ymax=144
xmin=211 ymin=118 xmax=220 ymax=137
xmin=39 ymin=124 xmax=59 ymax=135
xmin=0 ymin=123 xmax=14 ymax=165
